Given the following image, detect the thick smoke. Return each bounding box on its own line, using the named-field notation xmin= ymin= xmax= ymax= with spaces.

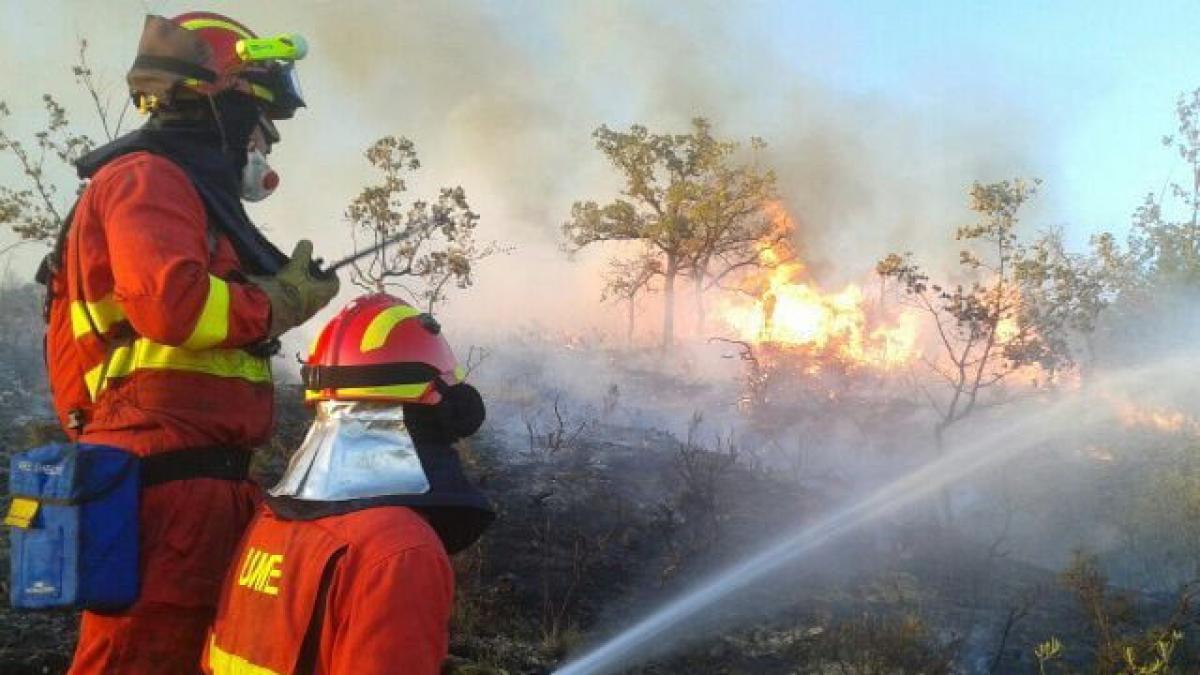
xmin=0 ymin=1 xmax=1054 ymax=349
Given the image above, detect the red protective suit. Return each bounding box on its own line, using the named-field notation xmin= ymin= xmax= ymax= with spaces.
xmin=47 ymin=151 xmax=274 ymax=453
xmin=204 ymin=505 xmax=454 ymax=675
xmin=46 ymin=151 xmax=275 ymax=674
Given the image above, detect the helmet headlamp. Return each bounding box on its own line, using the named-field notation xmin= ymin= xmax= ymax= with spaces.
xmin=235 ymin=33 xmax=308 ymax=63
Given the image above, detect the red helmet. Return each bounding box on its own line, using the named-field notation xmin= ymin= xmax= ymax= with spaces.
xmin=302 ymin=294 xmax=465 ymax=405
xmin=127 ymin=12 xmax=306 ymax=119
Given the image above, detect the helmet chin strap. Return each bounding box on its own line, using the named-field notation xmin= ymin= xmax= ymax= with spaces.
xmin=205 ymin=92 xmax=280 ymax=202
xmin=204 ymin=94 xmax=230 ymax=155
xmin=205 ymin=92 xmax=269 ymax=164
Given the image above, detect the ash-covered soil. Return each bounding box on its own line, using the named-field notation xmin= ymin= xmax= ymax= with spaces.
xmin=2 ymin=336 xmax=1198 ymax=674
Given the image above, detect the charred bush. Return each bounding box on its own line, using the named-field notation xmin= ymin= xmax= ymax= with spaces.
xmin=664 ymin=412 xmax=740 ymax=559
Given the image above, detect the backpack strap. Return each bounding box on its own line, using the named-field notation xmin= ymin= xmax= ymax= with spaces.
xmin=37 ymin=199 xmax=81 ymax=322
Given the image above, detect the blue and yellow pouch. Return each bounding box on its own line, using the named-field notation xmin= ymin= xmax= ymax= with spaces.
xmin=5 ymin=443 xmax=139 ymax=610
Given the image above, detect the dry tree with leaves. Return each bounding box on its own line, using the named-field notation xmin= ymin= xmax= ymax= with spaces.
xmin=563 ymin=118 xmax=778 ymax=348
xmin=877 ymin=179 xmax=1075 ymax=453
xmin=345 ymin=135 xmax=498 ymax=312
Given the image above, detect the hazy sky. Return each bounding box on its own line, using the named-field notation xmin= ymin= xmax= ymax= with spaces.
xmin=1 ymin=0 xmax=1198 ymax=346
xmin=769 ymin=1 xmax=1200 ymax=237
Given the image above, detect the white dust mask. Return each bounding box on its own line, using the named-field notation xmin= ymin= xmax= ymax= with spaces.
xmin=240 ymin=148 xmax=279 ymax=202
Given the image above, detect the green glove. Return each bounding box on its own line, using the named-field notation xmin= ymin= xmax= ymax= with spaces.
xmin=251 ymin=240 xmax=340 ymax=338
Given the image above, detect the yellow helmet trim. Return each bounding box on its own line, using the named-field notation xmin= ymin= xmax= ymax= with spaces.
xmin=179 ymin=17 xmax=254 ymax=39
xmin=360 ymin=305 xmax=423 ymax=353
xmin=304 ymin=383 xmax=430 ymax=402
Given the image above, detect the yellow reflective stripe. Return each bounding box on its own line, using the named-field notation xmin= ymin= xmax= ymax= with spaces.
xmin=84 ymin=362 xmax=104 ymax=401
xmin=183 ymin=276 xmax=231 ymax=350
xmin=306 ymin=383 xmax=430 ymax=401
xmin=70 ymin=296 xmax=126 ymax=338
xmin=248 ymin=83 xmax=276 ymax=103
xmin=180 ymin=18 xmax=254 ymax=39
xmin=360 ymin=305 xmax=422 ymax=352
xmin=84 ymin=339 xmax=271 ymax=400
xmin=207 ymin=635 xmax=280 ymax=675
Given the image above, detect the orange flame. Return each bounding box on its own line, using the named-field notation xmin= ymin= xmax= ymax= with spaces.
xmin=717 ymin=203 xmax=920 ymax=370
xmin=1110 ymin=398 xmax=1200 ymax=436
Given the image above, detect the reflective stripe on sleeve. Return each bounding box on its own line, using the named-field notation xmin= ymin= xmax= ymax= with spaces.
xmin=183 ymin=275 xmax=232 ymax=350
xmin=207 ymin=635 xmax=280 ymax=675
xmin=70 ymin=295 xmax=127 ymax=338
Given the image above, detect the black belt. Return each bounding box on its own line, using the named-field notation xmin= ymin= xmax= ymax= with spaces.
xmin=141 ymin=447 xmax=251 ymax=488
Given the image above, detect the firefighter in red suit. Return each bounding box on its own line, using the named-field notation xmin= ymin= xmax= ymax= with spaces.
xmin=39 ymin=12 xmax=339 ymax=674
xmin=204 ymin=294 xmax=494 ymax=674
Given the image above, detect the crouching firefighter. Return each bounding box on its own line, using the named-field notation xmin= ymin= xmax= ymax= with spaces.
xmin=204 ymin=294 xmax=495 ymax=675
xmin=33 ymin=12 xmax=339 ymax=674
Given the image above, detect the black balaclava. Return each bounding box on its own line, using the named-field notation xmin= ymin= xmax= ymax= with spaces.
xmin=145 ymin=91 xmax=263 ymax=179
xmin=72 ymin=91 xmax=290 ymax=276
xmin=206 ymin=91 xmax=264 ymax=169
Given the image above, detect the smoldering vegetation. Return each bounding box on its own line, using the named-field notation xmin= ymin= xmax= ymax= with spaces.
xmin=2 ymin=268 xmax=1200 ymax=675
xmin=449 ymin=302 xmax=1200 ymax=674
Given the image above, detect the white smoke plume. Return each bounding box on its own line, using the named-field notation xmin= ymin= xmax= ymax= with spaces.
xmin=0 ymin=0 xmax=1058 ymax=355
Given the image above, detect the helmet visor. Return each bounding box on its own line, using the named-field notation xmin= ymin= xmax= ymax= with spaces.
xmin=243 ymin=61 xmax=305 ymax=120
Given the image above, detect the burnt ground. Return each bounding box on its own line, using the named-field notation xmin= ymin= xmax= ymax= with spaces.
xmin=1 ymin=373 xmax=1197 ymax=673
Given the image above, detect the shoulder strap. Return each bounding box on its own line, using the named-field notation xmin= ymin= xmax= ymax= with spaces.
xmin=38 ymin=199 xmax=81 ymax=283
xmin=37 ymin=200 xmax=82 ymax=323
xmin=293 ymin=548 xmax=345 ymax=675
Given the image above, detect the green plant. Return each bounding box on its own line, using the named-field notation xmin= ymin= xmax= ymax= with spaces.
xmin=1049 ymin=552 xmax=1197 ymax=674
xmin=1034 ymin=636 xmax=1063 ymax=675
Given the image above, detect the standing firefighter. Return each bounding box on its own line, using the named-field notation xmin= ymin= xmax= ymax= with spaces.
xmin=204 ymin=294 xmax=495 ymax=674
xmin=39 ymin=12 xmax=339 ymax=674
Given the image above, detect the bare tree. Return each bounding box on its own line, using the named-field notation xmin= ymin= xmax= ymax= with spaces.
xmin=71 ymin=39 xmax=130 ymax=144
xmin=0 ymin=40 xmax=127 ymax=252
